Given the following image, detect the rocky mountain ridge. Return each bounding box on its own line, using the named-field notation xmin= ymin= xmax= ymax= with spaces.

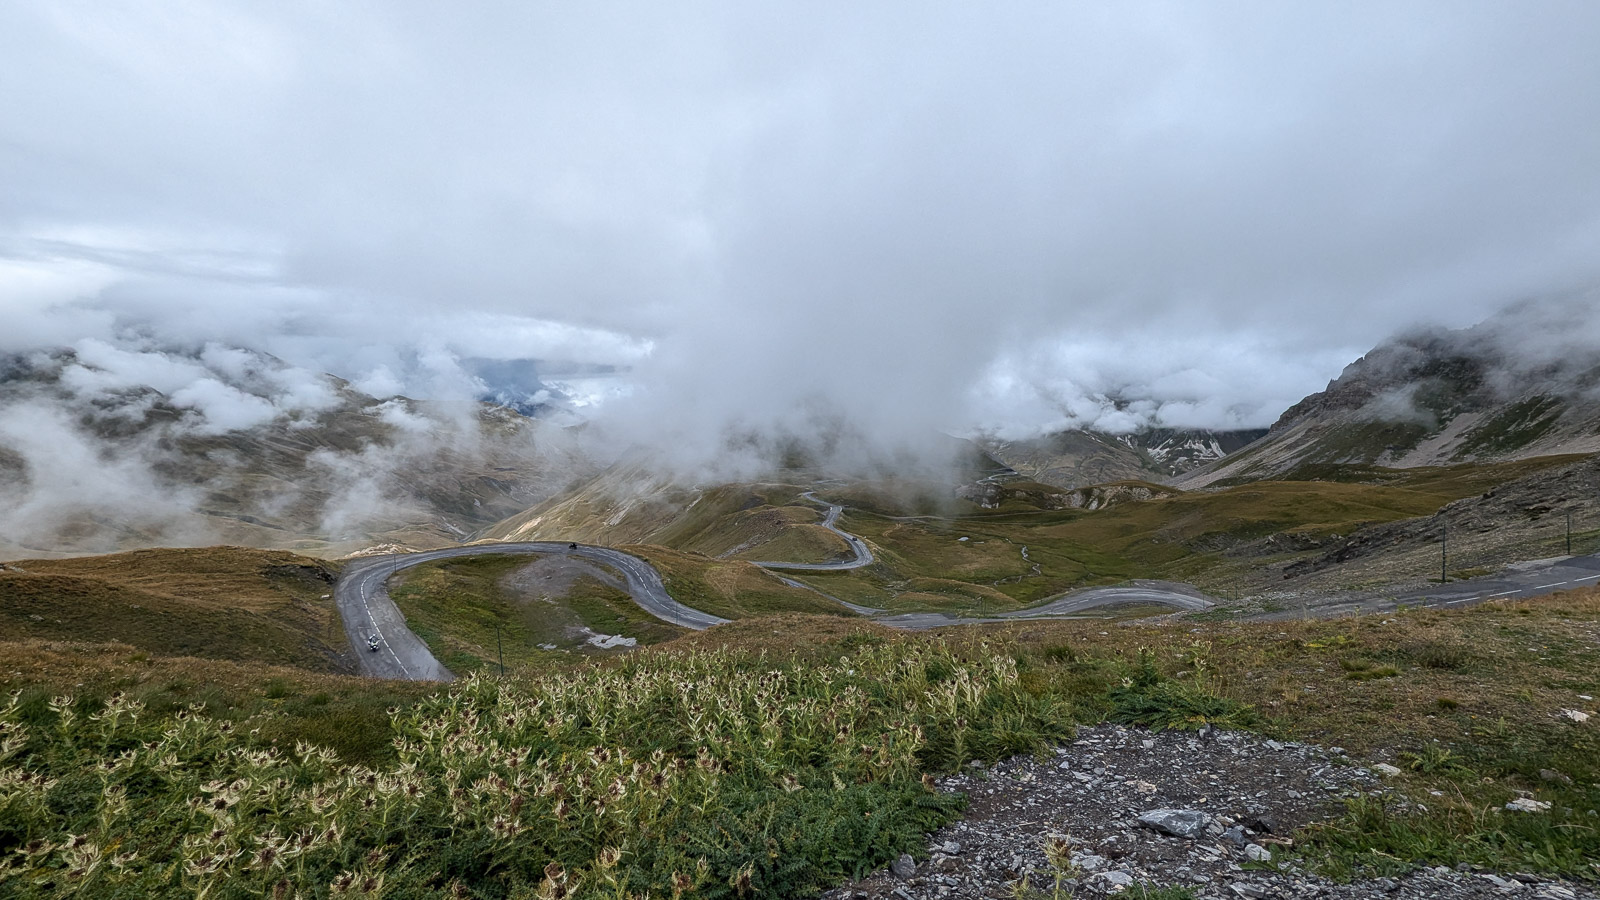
xmin=979 ymin=427 xmax=1266 ymax=492
xmin=1179 ymin=303 xmax=1600 ymax=488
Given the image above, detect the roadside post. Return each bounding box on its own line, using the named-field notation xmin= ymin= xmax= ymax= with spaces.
xmin=1441 ymin=516 xmax=1448 ymax=584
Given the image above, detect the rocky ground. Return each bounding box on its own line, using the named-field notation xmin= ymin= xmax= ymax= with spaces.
xmin=825 ymin=725 xmax=1595 ymax=900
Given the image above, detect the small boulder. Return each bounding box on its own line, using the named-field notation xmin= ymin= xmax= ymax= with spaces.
xmin=1136 ymin=809 xmax=1212 ymax=839
xmin=1505 ymin=797 xmax=1552 ymax=813
xmin=1073 ymin=853 xmax=1108 ymax=872
xmin=890 ymin=853 xmax=916 ymax=878
xmin=1093 ymin=870 xmax=1134 ymax=890
xmin=1244 ymin=843 xmax=1273 ymax=862
xmin=1372 ymin=763 xmax=1403 ymax=777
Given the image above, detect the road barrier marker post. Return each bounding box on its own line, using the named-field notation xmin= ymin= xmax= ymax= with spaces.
xmin=496 ymin=624 xmax=504 ymax=677
xmin=1441 ymin=516 xmax=1448 ymax=584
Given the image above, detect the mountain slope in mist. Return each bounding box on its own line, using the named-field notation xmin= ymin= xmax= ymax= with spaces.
xmin=483 ymin=436 xmax=1014 ymax=559
xmin=1179 ymin=299 xmax=1600 ymax=488
xmin=0 ymin=343 xmax=594 ymax=559
xmin=978 ymin=427 xmax=1266 ymax=491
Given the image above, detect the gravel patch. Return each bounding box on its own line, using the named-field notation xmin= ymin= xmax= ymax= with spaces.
xmin=825 ymin=724 xmax=1595 ymax=900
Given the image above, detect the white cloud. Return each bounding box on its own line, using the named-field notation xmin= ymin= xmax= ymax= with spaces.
xmin=1 ymin=1 xmax=1598 ymax=465
xmin=168 ymin=377 xmax=278 ymax=434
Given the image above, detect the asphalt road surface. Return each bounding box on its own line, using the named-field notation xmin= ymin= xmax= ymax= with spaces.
xmin=336 ymin=556 xmax=457 ymax=682
xmin=335 ymin=542 xmax=729 ymax=680
xmin=872 ymin=581 xmax=1216 ymax=631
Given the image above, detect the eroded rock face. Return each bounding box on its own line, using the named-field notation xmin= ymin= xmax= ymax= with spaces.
xmin=954 ymin=480 xmax=1176 ymax=511
xmin=825 ymin=724 xmax=1596 ymax=900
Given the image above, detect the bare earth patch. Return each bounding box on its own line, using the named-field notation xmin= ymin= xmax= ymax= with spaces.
xmin=497 ymin=552 xmax=626 ymax=600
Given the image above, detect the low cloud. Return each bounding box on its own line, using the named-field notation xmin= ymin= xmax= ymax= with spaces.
xmin=0 ymin=341 xmax=590 ymax=556
xmin=3 ymin=3 xmax=1600 ymax=488
xmin=0 ymin=398 xmax=209 ymax=552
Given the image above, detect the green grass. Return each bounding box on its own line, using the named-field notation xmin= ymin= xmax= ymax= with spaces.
xmin=625 ymin=545 xmax=856 ymax=619
xmin=758 ymin=478 xmax=1451 ymax=612
xmin=731 ymin=523 xmax=852 ymax=564
xmin=0 ymin=548 xmax=348 ymax=671
xmin=500 ymin=456 xmax=1587 ymax=616
xmin=3 ymin=585 xmax=1599 ymax=894
xmin=1454 ymin=395 xmax=1564 ymax=459
xmin=388 ymin=553 xmax=687 ymax=674
xmin=649 ymin=484 xmax=822 ymax=559
xmin=789 ymin=457 xmax=1586 ymax=610
xmin=0 ymin=642 xmax=432 ymax=767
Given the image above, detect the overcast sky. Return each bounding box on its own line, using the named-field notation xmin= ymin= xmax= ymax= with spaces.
xmin=4 ymin=1 xmax=1600 ymax=448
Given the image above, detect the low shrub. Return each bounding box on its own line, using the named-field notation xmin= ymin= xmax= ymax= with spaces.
xmin=0 ymin=641 xmax=1071 ymax=898
xmin=1107 ymin=649 xmax=1257 ymax=732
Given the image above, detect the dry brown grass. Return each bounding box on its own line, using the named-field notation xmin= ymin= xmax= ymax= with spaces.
xmin=985 ymin=585 xmax=1600 ymax=757
xmin=658 ymin=585 xmax=1600 ymax=764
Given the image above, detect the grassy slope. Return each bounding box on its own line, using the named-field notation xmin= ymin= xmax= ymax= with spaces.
xmin=623 ymin=544 xmax=857 ymax=619
xmin=0 ymin=639 xmax=430 ymax=765
xmin=730 ymin=523 xmax=852 ymax=562
xmin=786 ymin=457 xmax=1592 ymax=611
xmin=0 ymin=547 xmax=349 ymax=671
xmin=388 ymin=553 xmax=687 ymax=674
xmin=1 ymin=586 xmax=1595 ymax=891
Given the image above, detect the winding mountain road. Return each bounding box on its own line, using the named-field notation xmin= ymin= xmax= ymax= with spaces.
xmin=336 ymin=492 xmax=1600 ymax=681
xmin=748 ymin=497 xmax=1211 ymax=626
xmin=871 ymin=581 xmax=1216 ymax=630
xmin=334 ymin=498 xmax=1219 ymax=679
xmin=335 ymin=541 xmax=728 ymax=680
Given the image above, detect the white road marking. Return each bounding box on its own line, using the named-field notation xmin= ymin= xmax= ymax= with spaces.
xmin=359 ymin=567 xmax=413 ymax=678
xmin=1489 ymin=590 xmax=1520 ymax=597
xmin=1534 ymin=582 xmax=1569 ymax=590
